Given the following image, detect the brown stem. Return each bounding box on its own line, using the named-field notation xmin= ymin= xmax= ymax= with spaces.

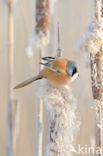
xmin=90 ymin=49 xmax=103 ymax=155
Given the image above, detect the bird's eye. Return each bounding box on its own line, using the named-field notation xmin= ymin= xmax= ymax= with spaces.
xmin=67 ymin=61 xmax=77 ymax=77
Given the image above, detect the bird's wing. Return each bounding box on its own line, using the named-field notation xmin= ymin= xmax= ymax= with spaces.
xmin=40 ymin=62 xmax=60 ymax=74
xmin=41 ymin=56 xmax=55 ymax=61
xmin=40 ymin=56 xmax=59 ymax=73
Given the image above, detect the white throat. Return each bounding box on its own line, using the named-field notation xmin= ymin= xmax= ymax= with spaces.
xmin=69 ymin=73 xmax=79 ymax=83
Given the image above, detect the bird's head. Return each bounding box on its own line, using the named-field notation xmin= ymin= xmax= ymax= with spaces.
xmin=67 ymin=61 xmax=79 ymax=81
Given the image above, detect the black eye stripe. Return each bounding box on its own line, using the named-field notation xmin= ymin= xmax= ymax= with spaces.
xmin=72 ymin=67 xmax=77 ymax=76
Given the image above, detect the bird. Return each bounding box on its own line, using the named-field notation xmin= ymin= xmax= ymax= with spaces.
xmin=14 ymin=56 xmax=79 ymax=89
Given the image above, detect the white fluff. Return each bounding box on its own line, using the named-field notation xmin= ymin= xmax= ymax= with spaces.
xmin=26 ymin=32 xmax=49 ymax=57
xmin=77 ymin=16 xmax=103 ymax=55
xmin=37 ymin=80 xmax=80 ymax=156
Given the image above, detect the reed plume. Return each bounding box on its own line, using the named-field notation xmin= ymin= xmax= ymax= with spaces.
xmin=27 ymin=0 xmax=57 ymax=57
xmin=37 ymin=81 xmax=80 ymax=156
xmin=77 ymin=0 xmax=103 ymax=154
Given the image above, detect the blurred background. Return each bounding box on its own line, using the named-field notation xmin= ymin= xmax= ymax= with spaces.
xmin=0 ymin=0 xmax=95 ymax=156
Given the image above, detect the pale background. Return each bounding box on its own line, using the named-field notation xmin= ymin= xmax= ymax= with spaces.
xmin=0 ymin=0 xmax=95 ymax=156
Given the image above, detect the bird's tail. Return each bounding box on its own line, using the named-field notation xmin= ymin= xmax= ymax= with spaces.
xmin=14 ymin=74 xmax=43 ymax=89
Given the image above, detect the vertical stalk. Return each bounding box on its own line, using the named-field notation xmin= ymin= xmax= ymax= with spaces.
xmin=90 ymin=52 xmax=102 ymax=156
xmin=6 ymin=2 xmax=20 ymax=156
xmin=35 ymin=0 xmax=50 ymax=155
xmin=8 ymin=2 xmax=14 ymax=99
xmin=35 ymin=47 xmax=44 ymax=156
xmin=6 ymin=2 xmax=14 ymax=156
xmin=90 ymin=1 xmax=102 ymax=155
xmin=56 ymin=24 xmax=62 ymax=57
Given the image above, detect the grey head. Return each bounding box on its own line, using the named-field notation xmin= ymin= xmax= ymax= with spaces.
xmin=67 ymin=61 xmax=78 ymax=77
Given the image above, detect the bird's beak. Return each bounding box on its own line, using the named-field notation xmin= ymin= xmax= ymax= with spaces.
xmin=77 ymin=69 xmax=80 ymax=73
